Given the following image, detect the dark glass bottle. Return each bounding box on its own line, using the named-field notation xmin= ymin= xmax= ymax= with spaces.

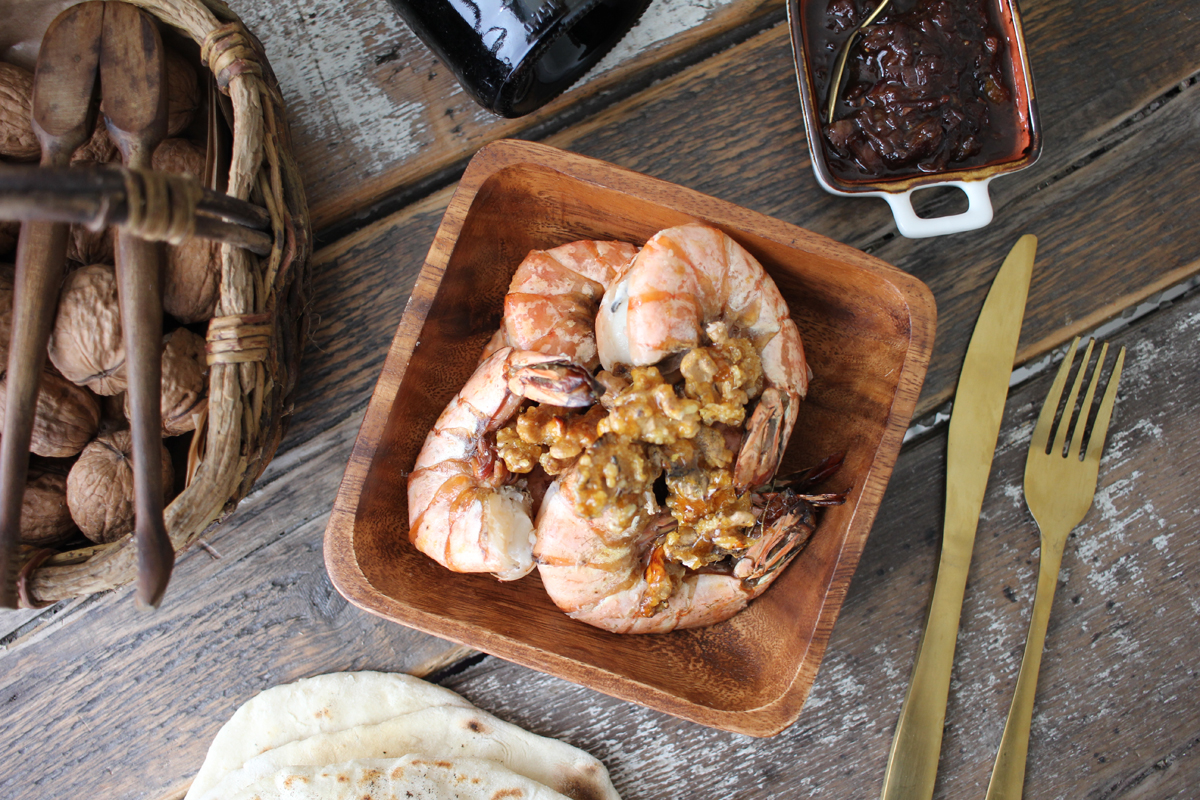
xmin=387 ymin=0 xmax=651 ymax=118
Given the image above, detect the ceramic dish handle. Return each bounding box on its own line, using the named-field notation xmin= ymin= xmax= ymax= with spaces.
xmin=884 ymin=179 xmax=995 ymax=238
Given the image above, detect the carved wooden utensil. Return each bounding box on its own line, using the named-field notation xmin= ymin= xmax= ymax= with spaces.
xmin=100 ymin=1 xmax=174 ymax=609
xmin=0 ymin=1 xmax=105 ymax=609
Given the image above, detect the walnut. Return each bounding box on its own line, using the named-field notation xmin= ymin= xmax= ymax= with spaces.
xmin=0 ymin=366 xmax=101 ymax=457
xmin=67 ymin=429 xmax=174 ymax=544
xmin=66 ymin=223 xmax=115 ymax=266
xmin=153 ymin=139 xmax=219 ymax=323
xmin=48 ymin=263 xmax=127 ymax=395
xmin=0 ymin=61 xmax=39 ymax=161
xmin=153 ymin=137 xmax=205 ymax=176
xmin=19 ymin=466 xmax=76 ymax=546
xmin=165 ymin=48 xmax=201 ymax=137
xmin=124 ymin=327 xmax=208 ymax=436
xmin=71 ymin=120 xmax=118 ymax=165
xmin=65 ymin=123 xmax=119 ymax=264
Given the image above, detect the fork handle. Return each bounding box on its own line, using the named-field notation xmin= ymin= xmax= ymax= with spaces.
xmin=984 ymin=533 xmax=1068 ymax=800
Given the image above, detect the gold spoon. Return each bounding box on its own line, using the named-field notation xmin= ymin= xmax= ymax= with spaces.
xmin=824 ymin=0 xmax=892 ymax=124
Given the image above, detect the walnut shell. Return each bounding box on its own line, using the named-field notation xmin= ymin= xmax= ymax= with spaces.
xmin=165 ymin=48 xmax=201 ymax=137
xmin=20 ymin=467 xmax=76 ymax=546
xmin=0 ymin=367 xmax=101 ymax=457
xmin=71 ymin=120 xmax=118 ymax=166
xmin=66 ymin=124 xmax=119 ymax=264
xmin=123 ymin=327 xmax=207 ymax=436
xmin=67 ymin=430 xmax=174 ymax=544
xmin=152 ymin=137 xmax=205 ymax=176
xmin=48 ymin=264 xmax=127 ymax=395
xmin=153 ymin=139 xmax=219 ymax=323
xmin=0 ymin=61 xmax=38 ymax=161
xmin=66 ymin=224 xmax=115 ymax=266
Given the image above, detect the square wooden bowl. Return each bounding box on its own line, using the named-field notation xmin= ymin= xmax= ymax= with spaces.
xmin=324 ymin=140 xmax=936 ymax=736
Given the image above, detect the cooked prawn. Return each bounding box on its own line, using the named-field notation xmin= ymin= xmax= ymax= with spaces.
xmin=407 ymin=347 xmax=599 ymax=581
xmin=595 ymin=223 xmax=809 ymax=489
xmin=476 ymin=239 xmax=638 ymax=369
xmin=501 ymin=239 xmax=637 ymax=370
xmin=534 ymin=456 xmax=844 ymax=633
xmin=531 ymin=225 xmax=833 ymax=633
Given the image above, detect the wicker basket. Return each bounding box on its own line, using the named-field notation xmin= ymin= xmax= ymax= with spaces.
xmin=14 ymin=0 xmax=311 ymax=607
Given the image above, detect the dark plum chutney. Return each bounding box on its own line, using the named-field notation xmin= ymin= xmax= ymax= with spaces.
xmin=808 ymin=0 xmax=1023 ymax=182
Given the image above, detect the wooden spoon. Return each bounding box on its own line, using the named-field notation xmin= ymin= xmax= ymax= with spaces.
xmin=100 ymin=1 xmax=173 ymax=609
xmin=0 ymin=1 xmax=104 ymax=609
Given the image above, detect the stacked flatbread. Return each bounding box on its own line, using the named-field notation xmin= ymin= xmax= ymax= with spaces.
xmin=185 ymin=671 xmax=620 ymax=800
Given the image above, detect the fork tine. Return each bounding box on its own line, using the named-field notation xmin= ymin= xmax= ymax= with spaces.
xmin=1068 ymin=342 xmax=1109 ymax=460
xmin=1052 ymin=338 xmax=1095 ymax=456
xmin=1084 ymin=346 xmax=1126 ymax=466
xmin=1031 ymin=337 xmax=1079 ymax=454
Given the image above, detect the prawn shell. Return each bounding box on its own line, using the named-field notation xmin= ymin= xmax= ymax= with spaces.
xmin=407 ymin=347 xmax=597 ymax=583
xmin=596 ymin=224 xmax=806 ymax=398
xmin=504 ymin=240 xmax=638 ymax=370
xmin=409 ymin=467 xmax=537 ymax=581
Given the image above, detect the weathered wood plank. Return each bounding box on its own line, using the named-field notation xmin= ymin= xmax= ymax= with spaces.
xmin=230 ymin=0 xmax=1200 ymax=233
xmin=228 ymin=0 xmax=782 ymax=230
xmin=0 ymin=253 xmax=1193 ymax=800
xmin=434 ymin=285 xmax=1200 ymax=799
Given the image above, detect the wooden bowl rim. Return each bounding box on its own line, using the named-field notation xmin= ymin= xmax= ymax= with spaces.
xmin=324 ymin=139 xmax=936 ymax=735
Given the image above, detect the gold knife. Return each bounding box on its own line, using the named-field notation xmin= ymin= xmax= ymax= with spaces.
xmin=880 ymin=234 xmax=1037 ymax=800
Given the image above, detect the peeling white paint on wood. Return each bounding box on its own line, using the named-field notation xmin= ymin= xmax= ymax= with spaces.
xmin=591 ymin=0 xmax=734 ymax=75
xmin=228 ymin=0 xmax=747 ymax=198
xmin=234 ymin=0 xmax=430 ymax=173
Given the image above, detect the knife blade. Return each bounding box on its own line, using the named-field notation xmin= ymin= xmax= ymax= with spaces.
xmin=880 ymin=234 xmax=1037 ymax=800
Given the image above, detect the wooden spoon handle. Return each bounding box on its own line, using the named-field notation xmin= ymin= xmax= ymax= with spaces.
xmin=115 ymin=230 xmax=174 ymax=608
xmin=101 ymin=0 xmax=173 ymax=609
xmin=0 ymin=221 xmax=70 ymax=607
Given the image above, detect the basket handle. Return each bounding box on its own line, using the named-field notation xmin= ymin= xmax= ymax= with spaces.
xmin=0 ymin=165 xmax=272 ymax=255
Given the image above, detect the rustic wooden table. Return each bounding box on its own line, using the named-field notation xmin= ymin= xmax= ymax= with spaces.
xmin=2 ymin=1 xmax=1198 ymax=798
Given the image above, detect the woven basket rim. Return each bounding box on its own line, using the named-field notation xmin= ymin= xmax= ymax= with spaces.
xmin=15 ymin=0 xmax=312 ymax=607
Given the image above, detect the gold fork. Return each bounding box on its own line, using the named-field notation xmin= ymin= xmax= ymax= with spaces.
xmin=985 ymin=337 xmax=1126 ymax=800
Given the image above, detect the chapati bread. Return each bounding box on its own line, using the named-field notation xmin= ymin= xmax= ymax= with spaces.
xmin=196 ymin=704 xmax=620 ymax=800
xmin=213 ymin=756 xmax=571 ymax=800
xmin=186 ymin=672 xmax=473 ymax=799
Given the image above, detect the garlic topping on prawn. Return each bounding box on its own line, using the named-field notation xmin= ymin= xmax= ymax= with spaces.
xmin=407 ymin=347 xmax=599 ymax=581
xmin=535 ymin=456 xmax=833 ymax=634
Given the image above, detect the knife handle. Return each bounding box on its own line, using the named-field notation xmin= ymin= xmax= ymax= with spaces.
xmin=879 ymin=542 xmax=973 ymax=800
